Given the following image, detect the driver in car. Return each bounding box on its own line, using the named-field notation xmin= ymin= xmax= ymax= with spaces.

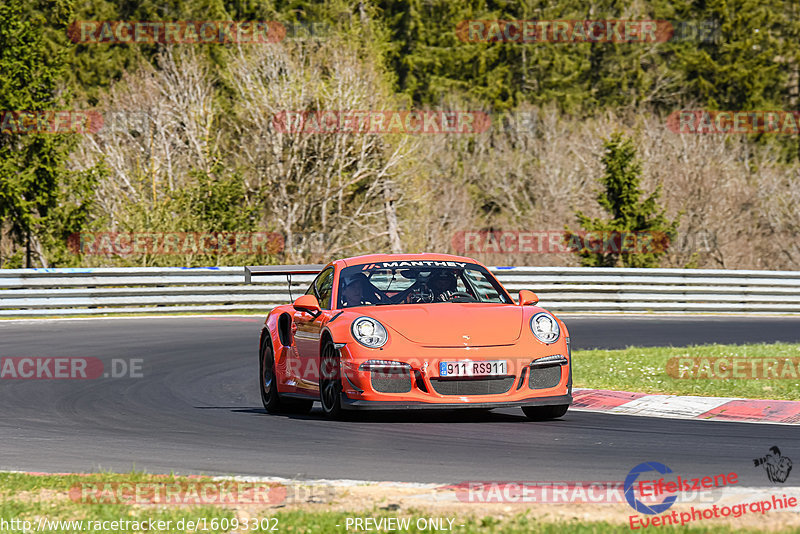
xmin=388 ymin=269 xmax=469 ymax=304
xmin=428 ymin=270 xmax=458 ymax=302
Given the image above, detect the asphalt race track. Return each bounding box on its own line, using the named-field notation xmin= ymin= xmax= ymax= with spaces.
xmin=1 ymin=315 xmax=799 ymax=484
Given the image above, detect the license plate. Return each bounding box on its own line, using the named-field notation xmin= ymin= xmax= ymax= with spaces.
xmin=439 ymin=360 xmax=507 ymax=377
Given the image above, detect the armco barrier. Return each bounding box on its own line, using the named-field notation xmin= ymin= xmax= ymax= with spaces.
xmin=0 ymin=266 xmax=798 ymax=316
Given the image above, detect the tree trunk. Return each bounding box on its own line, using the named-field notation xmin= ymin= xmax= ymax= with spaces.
xmin=383 ymin=180 xmax=402 ymax=253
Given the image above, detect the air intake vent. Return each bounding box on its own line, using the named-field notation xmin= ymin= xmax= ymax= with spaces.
xmin=430 ymin=377 xmax=514 ymax=396
xmin=529 ymin=366 xmax=562 ymax=389
xmin=370 ymin=371 xmax=412 ymax=393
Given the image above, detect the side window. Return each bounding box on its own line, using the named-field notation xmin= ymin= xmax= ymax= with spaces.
xmin=315 ymin=268 xmax=335 ymax=309
xmin=463 ymin=269 xmax=507 ymax=303
xmin=304 ymin=281 xmax=315 ymax=296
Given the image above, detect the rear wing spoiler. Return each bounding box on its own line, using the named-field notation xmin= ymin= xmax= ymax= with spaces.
xmin=244 ymin=264 xmax=325 ymax=283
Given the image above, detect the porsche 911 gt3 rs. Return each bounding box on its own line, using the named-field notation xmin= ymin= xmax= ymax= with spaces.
xmin=246 ymin=253 xmax=572 ymax=420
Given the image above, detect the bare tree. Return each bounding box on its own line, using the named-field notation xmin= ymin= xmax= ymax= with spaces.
xmin=225 ymin=40 xmax=418 ymax=261
xmin=71 ymin=48 xmax=217 ymax=231
xmin=67 ymin=45 xmax=799 ymax=270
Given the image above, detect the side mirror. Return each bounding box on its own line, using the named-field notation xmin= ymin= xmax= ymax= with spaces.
xmin=518 ymin=290 xmax=538 ymax=306
xmin=293 ymin=294 xmax=321 ymax=316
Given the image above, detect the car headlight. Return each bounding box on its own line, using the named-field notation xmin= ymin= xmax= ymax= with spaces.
xmin=351 ymin=316 xmax=388 ymax=348
xmin=530 ymin=312 xmax=560 ymax=344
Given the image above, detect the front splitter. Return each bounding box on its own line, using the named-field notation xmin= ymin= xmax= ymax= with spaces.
xmin=340 ymin=394 xmax=572 ymax=411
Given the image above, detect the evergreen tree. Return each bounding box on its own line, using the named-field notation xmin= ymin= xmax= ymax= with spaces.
xmin=567 ymin=132 xmax=678 ymax=268
xmin=661 ymin=0 xmax=791 ymax=110
xmin=0 ymin=0 xmax=81 ymax=267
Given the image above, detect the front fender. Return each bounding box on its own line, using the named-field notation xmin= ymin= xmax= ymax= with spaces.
xmin=321 ymin=311 xmax=354 ymax=347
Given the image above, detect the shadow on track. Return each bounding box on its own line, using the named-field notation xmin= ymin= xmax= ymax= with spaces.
xmin=197 ymin=405 xmax=572 ymax=424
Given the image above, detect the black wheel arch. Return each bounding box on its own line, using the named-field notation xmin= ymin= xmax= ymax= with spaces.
xmin=260 ymin=327 xmax=272 ymax=353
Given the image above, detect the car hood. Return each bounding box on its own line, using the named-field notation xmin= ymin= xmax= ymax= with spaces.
xmin=363 ymin=303 xmax=523 ymax=346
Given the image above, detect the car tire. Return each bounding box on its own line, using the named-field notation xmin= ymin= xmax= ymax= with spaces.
xmin=522 ymin=404 xmax=569 ymax=421
xmin=260 ymin=336 xmax=282 ymax=413
xmin=319 ymin=341 xmax=345 ymax=419
xmin=260 ymin=336 xmax=314 ymax=415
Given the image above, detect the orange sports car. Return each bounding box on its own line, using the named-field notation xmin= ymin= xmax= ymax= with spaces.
xmin=246 ymin=254 xmax=572 ymax=420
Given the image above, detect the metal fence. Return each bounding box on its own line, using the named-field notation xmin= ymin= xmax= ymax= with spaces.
xmin=0 ymin=266 xmax=798 ymax=317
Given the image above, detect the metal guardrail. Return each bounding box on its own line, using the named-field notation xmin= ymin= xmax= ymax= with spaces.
xmin=0 ymin=266 xmax=799 ymax=316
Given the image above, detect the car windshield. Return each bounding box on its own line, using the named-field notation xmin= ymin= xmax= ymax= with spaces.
xmin=337 ymin=262 xmax=511 ymax=308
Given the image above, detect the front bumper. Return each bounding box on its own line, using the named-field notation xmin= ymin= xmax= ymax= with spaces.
xmin=341 ymin=393 xmax=572 ymax=411
xmin=337 ymin=341 xmax=573 ymax=409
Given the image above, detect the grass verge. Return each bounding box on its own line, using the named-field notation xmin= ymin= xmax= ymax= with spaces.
xmin=1 ymin=472 xmax=797 ymax=533
xmin=572 ymin=342 xmax=800 ymax=400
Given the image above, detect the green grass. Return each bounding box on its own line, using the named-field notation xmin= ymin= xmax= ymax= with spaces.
xmin=573 ymin=342 xmax=800 ymax=400
xmin=3 ymin=472 xmax=796 ymax=533
xmin=0 ymin=472 xmax=234 ymax=533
